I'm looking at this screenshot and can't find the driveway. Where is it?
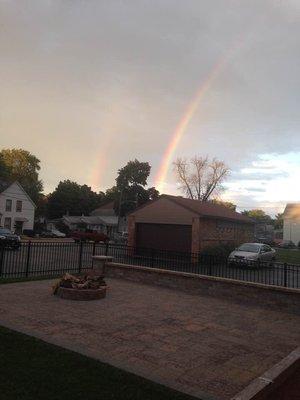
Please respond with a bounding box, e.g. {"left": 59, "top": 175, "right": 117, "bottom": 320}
{"left": 0, "top": 278, "right": 299, "bottom": 399}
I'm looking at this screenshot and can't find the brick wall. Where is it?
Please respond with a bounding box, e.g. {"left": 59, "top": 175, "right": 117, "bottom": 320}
{"left": 195, "top": 217, "right": 254, "bottom": 252}
{"left": 105, "top": 262, "right": 300, "bottom": 314}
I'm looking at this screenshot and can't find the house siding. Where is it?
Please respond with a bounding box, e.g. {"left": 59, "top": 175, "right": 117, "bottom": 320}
{"left": 0, "top": 182, "right": 35, "bottom": 231}
{"left": 283, "top": 218, "right": 300, "bottom": 245}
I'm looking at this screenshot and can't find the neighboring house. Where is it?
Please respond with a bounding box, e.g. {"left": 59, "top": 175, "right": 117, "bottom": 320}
{"left": 90, "top": 201, "right": 127, "bottom": 233}
{"left": 62, "top": 215, "right": 118, "bottom": 237}
{"left": 90, "top": 201, "right": 115, "bottom": 217}
{"left": 47, "top": 201, "right": 128, "bottom": 237}
{"left": 128, "top": 195, "right": 254, "bottom": 253}
{"left": 283, "top": 203, "right": 300, "bottom": 245}
{"left": 0, "top": 181, "right": 35, "bottom": 233}
{"left": 254, "top": 223, "right": 274, "bottom": 243}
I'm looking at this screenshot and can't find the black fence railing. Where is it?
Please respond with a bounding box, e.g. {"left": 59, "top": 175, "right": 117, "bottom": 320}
{"left": 0, "top": 242, "right": 299, "bottom": 289}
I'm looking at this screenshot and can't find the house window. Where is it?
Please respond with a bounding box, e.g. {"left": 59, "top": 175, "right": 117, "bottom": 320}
{"left": 5, "top": 199, "right": 12, "bottom": 212}
{"left": 16, "top": 200, "right": 22, "bottom": 212}
{"left": 4, "top": 217, "right": 11, "bottom": 230}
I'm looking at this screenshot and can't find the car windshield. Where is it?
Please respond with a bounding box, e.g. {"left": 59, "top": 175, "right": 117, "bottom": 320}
{"left": 0, "top": 228, "right": 12, "bottom": 235}
{"left": 237, "top": 244, "right": 260, "bottom": 253}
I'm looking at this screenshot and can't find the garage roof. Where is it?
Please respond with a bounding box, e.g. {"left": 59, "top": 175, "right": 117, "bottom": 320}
{"left": 131, "top": 195, "right": 254, "bottom": 224}
{"left": 164, "top": 195, "right": 254, "bottom": 223}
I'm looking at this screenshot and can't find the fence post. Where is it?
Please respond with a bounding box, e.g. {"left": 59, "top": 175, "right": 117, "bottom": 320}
{"left": 105, "top": 241, "right": 109, "bottom": 256}
{"left": 0, "top": 244, "right": 4, "bottom": 277}
{"left": 150, "top": 248, "right": 154, "bottom": 268}
{"left": 78, "top": 241, "right": 83, "bottom": 274}
{"left": 91, "top": 241, "right": 96, "bottom": 269}
{"left": 25, "top": 241, "right": 31, "bottom": 277}
{"left": 284, "top": 263, "right": 288, "bottom": 287}
{"left": 208, "top": 255, "right": 212, "bottom": 276}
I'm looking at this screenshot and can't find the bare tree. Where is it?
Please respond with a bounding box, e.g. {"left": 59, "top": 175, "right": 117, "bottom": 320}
{"left": 173, "top": 156, "right": 230, "bottom": 201}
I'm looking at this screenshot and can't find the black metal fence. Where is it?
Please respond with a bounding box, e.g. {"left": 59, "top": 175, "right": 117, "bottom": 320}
{"left": 0, "top": 241, "right": 299, "bottom": 289}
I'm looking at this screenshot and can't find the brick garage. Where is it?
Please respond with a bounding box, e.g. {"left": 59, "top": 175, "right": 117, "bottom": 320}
{"left": 128, "top": 195, "right": 254, "bottom": 253}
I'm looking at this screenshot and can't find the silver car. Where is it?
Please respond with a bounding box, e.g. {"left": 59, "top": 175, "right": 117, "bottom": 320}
{"left": 228, "top": 243, "right": 276, "bottom": 266}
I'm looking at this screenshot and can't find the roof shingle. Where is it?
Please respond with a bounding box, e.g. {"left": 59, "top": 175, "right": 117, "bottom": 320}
{"left": 162, "top": 195, "right": 254, "bottom": 223}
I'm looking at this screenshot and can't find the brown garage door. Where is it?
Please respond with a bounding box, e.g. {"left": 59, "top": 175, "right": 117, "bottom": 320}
{"left": 136, "top": 223, "right": 192, "bottom": 253}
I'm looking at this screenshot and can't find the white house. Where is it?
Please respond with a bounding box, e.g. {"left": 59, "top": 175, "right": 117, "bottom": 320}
{"left": 0, "top": 181, "right": 36, "bottom": 233}
{"left": 283, "top": 203, "right": 300, "bottom": 246}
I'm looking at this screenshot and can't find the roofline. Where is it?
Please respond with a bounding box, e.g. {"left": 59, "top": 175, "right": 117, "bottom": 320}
{"left": 127, "top": 196, "right": 163, "bottom": 216}
{"left": 283, "top": 203, "right": 300, "bottom": 216}
{"left": 0, "top": 180, "right": 37, "bottom": 208}
{"left": 162, "top": 195, "right": 198, "bottom": 216}
{"left": 129, "top": 194, "right": 254, "bottom": 224}
{"left": 165, "top": 195, "right": 254, "bottom": 224}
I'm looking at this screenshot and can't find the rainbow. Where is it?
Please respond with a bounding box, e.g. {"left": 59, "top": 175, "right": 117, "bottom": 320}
{"left": 154, "top": 40, "right": 244, "bottom": 193}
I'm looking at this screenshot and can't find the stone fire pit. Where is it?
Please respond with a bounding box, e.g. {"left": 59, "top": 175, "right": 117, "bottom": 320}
{"left": 52, "top": 271, "right": 107, "bottom": 301}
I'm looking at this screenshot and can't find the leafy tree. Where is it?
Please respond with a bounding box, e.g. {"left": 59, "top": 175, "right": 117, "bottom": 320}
{"left": 212, "top": 199, "right": 236, "bottom": 210}
{"left": 274, "top": 213, "right": 284, "bottom": 230}
{"left": 47, "top": 180, "right": 103, "bottom": 219}
{"left": 241, "top": 209, "right": 272, "bottom": 223}
{"left": 104, "top": 186, "right": 119, "bottom": 202}
{"left": 116, "top": 159, "right": 151, "bottom": 189}
{"left": 0, "top": 154, "right": 10, "bottom": 180}
{"left": 0, "top": 148, "right": 43, "bottom": 204}
{"left": 35, "top": 194, "right": 48, "bottom": 218}
{"left": 105, "top": 159, "right": 159, "bottom": 216}
{"left": 173, "top": 156, "right": 229, "bottom": 201}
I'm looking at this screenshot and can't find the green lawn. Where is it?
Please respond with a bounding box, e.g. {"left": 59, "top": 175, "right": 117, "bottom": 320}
{"left": 276, "top": 248, "right": 300, "bottom": 264}
{"left": 0, "top": 326, "right": 196, "bottom": 400}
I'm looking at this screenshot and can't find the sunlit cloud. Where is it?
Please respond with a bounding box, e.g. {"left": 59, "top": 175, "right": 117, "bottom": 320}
{"left": 222, "top": 152, "right": 300, "bottom": 215}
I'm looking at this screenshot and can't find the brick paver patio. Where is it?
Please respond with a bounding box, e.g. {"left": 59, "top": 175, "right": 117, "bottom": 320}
{"left": 0, "top": 278, "right": 299, "bottom": 400}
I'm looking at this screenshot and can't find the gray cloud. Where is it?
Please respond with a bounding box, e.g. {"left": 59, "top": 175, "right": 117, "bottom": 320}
{"left": 243, "top": 187, "right": 266, "bottom": 193}
{"left": 0, "top": 0, "right": 299, "bottom": 196}
{"left": 230, "top": 171, "right": 290, "bottom": 181}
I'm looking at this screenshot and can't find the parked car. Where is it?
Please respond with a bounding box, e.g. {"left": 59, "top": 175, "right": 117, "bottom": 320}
{"left": 255, "top": 237, "right": 275, "bottom": 246}
{"left": 228, "top": 243, "right": 276, "bottom": 266}
{"left": 277, "top": 240, "right": 296, "bottom": 249}
{"left": 40, "top": 230, "right": 56, "bottom": 238}
{"left": 50, "top": 229, "right": 66, "bottom": 238}
{"left": 71, "top": 231, "right": 109, "bottom": 243}
{"left": 22, "top": 229, "right": 35, "bottom": 238}
{"left": 0, "top": 228, "right": 21, "bottom": 249}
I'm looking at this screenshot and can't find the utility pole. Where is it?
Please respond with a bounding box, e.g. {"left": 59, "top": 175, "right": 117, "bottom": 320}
{"left": 117, "top": 189, "right": 123, "bottom": 233}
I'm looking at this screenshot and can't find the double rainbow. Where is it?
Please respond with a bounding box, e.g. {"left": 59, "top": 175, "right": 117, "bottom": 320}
{"left": 154, "top": 37, "right": 245, "bottom": 193}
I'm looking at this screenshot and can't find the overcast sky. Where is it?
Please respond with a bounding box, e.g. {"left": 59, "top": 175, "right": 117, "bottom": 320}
{"left": 1, "top": 0, "right": 299, "bottom": 215}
